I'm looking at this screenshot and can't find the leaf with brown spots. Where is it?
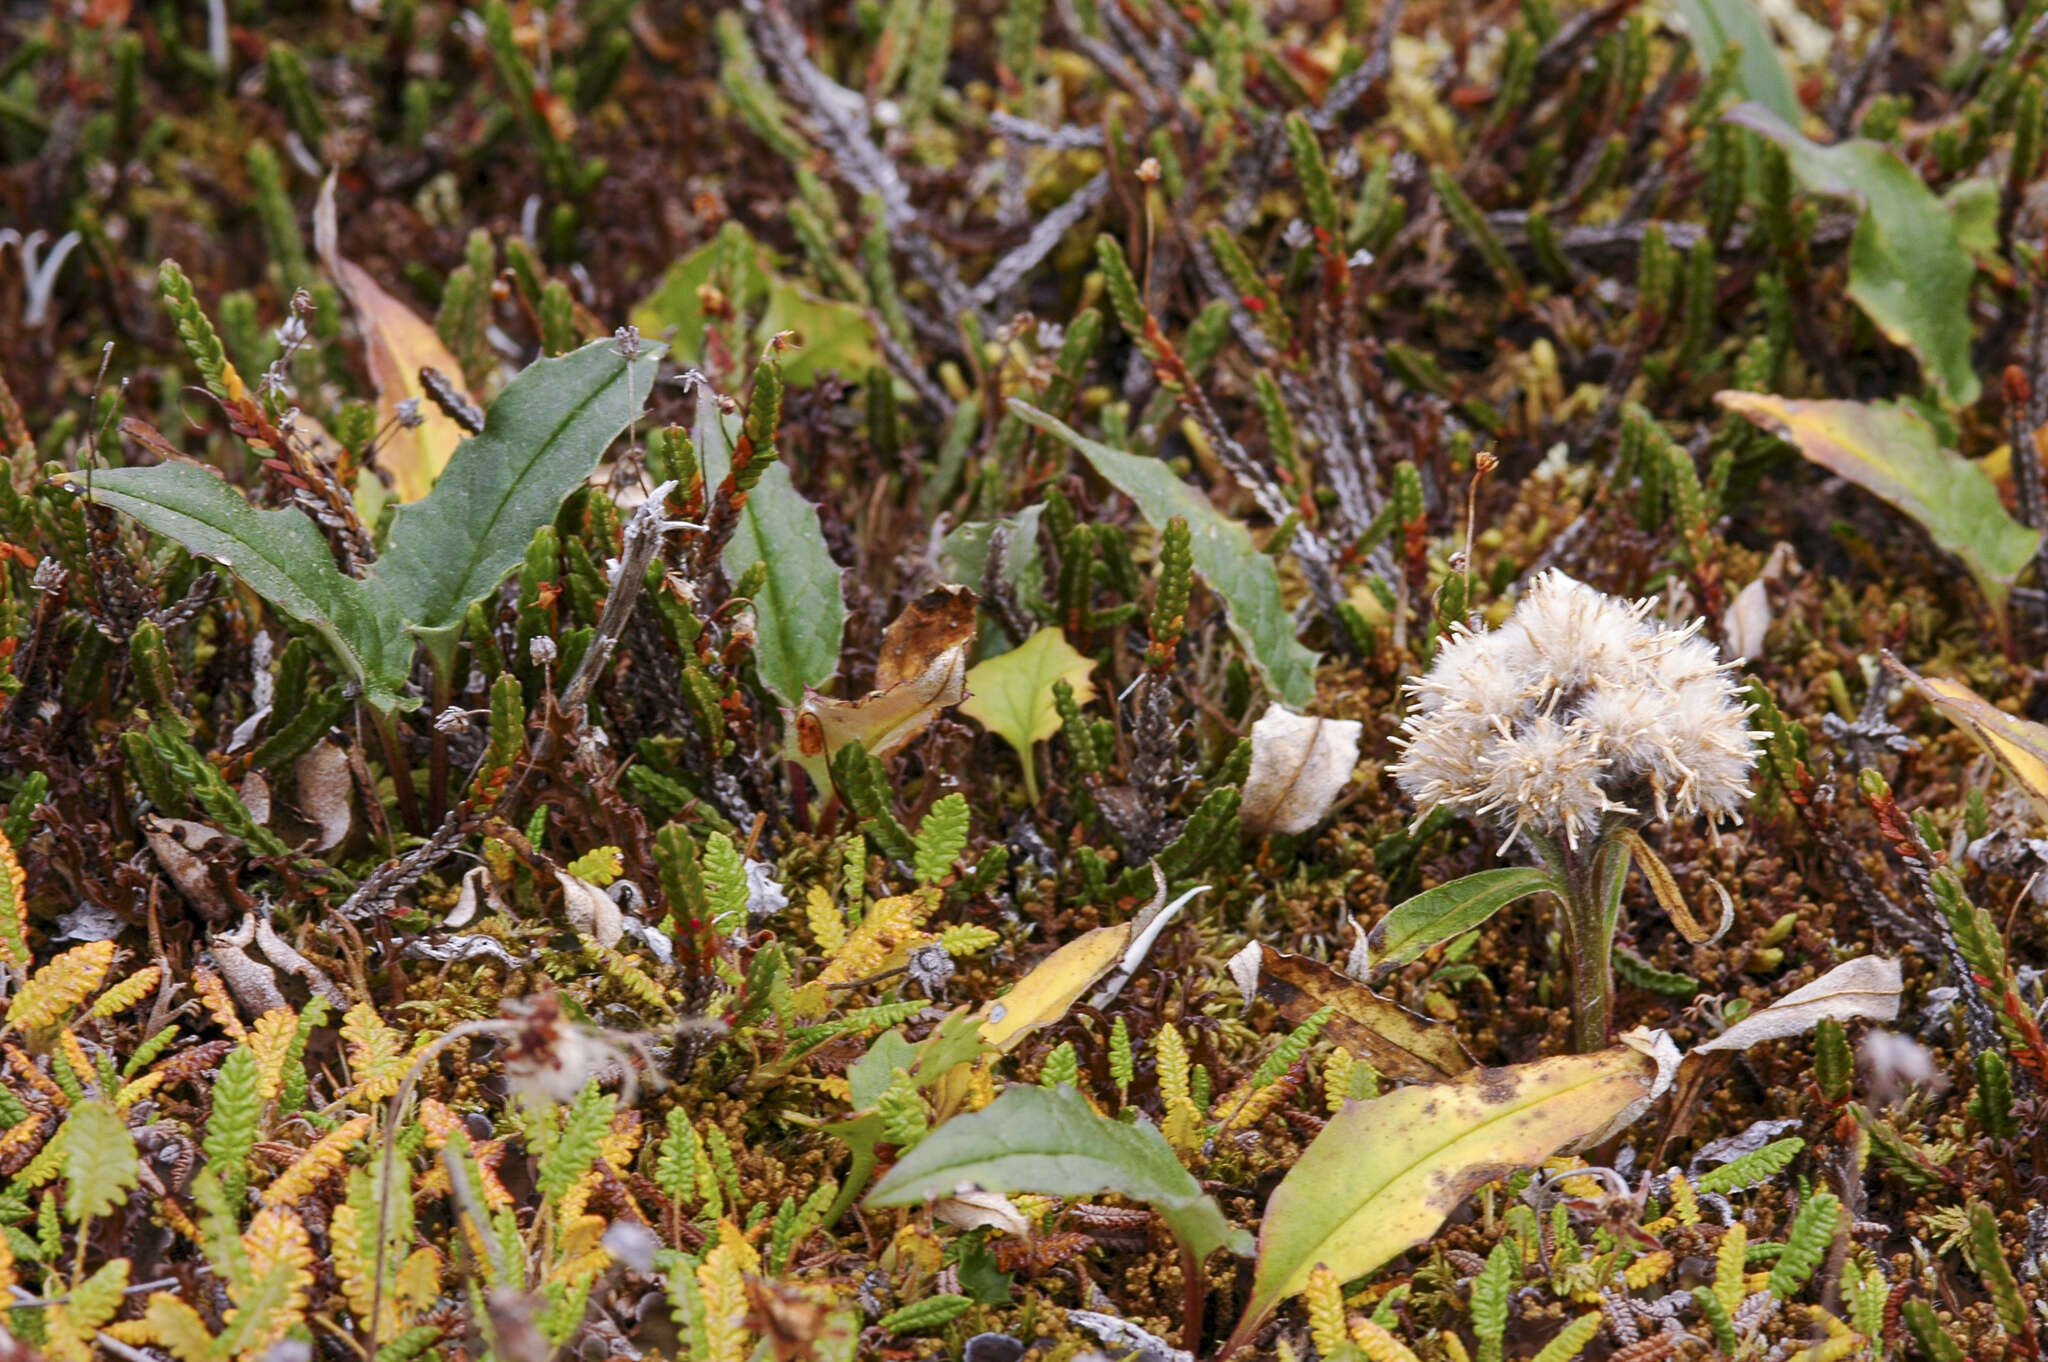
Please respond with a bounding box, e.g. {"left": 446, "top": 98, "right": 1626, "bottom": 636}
{"left": 1224, "top": 1045, "right": 1662, "bottom": 1357}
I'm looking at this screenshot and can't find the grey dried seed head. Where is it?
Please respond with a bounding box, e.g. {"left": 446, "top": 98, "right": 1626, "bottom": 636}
{"left": 1389, "top": 570, "right": 1760, "bottom": 851}
{"left": 906, "top": 942, "right": 955, "bottom": 995}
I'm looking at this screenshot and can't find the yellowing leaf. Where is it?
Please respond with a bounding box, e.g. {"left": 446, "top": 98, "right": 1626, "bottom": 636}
{"left": 1716, "top": 392, "right": 2038, "bottom": 625}
{"left": 1224, "top": 1045, "right": 1662, "bottom": 1355}
{"left": 315, "top": 175, "right": 467, "bottom": 501}
{"left": 340, "top": 1001, "right": 410, "bottom": 1102}
{"left": 263, "top": 1113, "right": 374, "bottom": 1207}
{"left": 977, "top": 922, "right": 1133, "bottom": 1052}
{"left": 1888, "top": 655, "right": 2048, "bottom": 823}
{"left": 145, "top": 1293, "right": 218, "bottom": 1362}
{"left": 959, "top": 627, "right": 1095, "bottom": 804}
{"left": 248, "top": 1007, "right": 299, "bottom": 1103}
{"left": 0, "top": 827, "right": 27, "bottom": 970}
{"left": 8, "top": 940, "right": 116, "bottom": 1032}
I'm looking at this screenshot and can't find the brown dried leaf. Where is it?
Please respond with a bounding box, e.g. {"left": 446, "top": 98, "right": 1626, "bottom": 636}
{"left": 1256, "top": 946, "right": 1472, "bottom": 1083}
{"left": 797, "top": 584, "right": 977, "bottom": 762}
{"left": 292, "top": 742, "right": 352, "bottom": 852}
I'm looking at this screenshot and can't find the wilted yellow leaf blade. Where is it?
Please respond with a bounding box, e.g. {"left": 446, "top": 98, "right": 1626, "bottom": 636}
{"left": 328, "top": 256, "right": 466, "bottom": 502}
{"left": 1887, "top": 655, "right": 2048, "bottom": 824}
{"left": 978, "top": 922, "right": 1133, "bottom": 1052}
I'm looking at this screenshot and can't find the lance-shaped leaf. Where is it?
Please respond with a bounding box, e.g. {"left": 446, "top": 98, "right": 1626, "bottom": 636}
{"left": 978, "top": 923, "right": 1134, "bottom": 1052}
{"left": 87, "top": 338, "right": 660, "bottom": 707}
{"left": 1718, "top": 392, "right": 2038, "bottom": 624}
{"left": 1726, "top": 103, "right": 1980, "bottom": 405}
{"left": 1224, "top": 1045, "right": 1662, "bottom": 1355}
{"left": 1673, "top": 0, "right": 1800, "bottom": 125}
{"left": 1366, "top": 867, "right": 1559, "bottom": 972}
{"left": 697, "top": 396, "right": 847, "bottom": 705}
{"left": 1693, "top": 956, "right": 1901, "bottom": 1053}
{"left": 867, "top": 1084, "right": 1252, "bottom": 1262}
{"left": 1254, "top": 946, "right": 1472, "bottom": 1083}
{"left": 70, "top": 464, "right": 412, "bottom": 710}
{"left": 1011, "top": 402, "right": 1319, "bottom": 706}
{"left": 378, "top": 336, "right": 666, "bottom": 661}
{"left": 1886, "top": 655, "right": 2048, "bottom": 822}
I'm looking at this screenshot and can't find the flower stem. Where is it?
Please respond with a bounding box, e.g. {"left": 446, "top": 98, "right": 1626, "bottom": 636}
{"left": 1532, "top": 830, "right": 1632, "bottom": 1052}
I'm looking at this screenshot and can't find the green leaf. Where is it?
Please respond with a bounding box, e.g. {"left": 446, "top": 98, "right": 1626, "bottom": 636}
{"left": 701, "top": 831, "right": 751, "bottom": 936}
{"left": 697, "top": 399, "right": 846, "bottom": 705}
{"left": 1728, "top": 103, "right": 1981, "bottom": 405}
{"left": 867, "top": 1085, "right": 1251, "bottom": 1262}
{"left": 1010, "top": 402, "right": 1318, "bottom": 705}
{"left": 1673, "top": 0, "right": 1799, "bottom": 125}
{"left": 959, "top": 627, "right": 1096, "bottom": 804}
{"left": 82, "top": 337, "right": 662, "bottom": 709}
{"left": 877, "top": 1294, "right": 974, "bottom": 1335}
{"left": 938, "top": 506, "right": 1046, "bottom": 654}
{"left": 1224, "top": 1047, "right": 1660, "bottom": 1354}
{"left": 202, "top": 1045, "right": 263, "bottom": 1212}
{"left": 913, "top": 793, "right": 970, "bottom": 885}
{"left": 379, "top": 336, "right": 666, "bottom": 657}
{"left": 62, "top": 1100, "right": 139, "bottom": 1225}
{"left": 1717, "top": 392, "right": 2039, "bottom": 622}
{"left": 73, "top": 464, "right": 413, "bottom": 710}
{"left": 1366, "top": 867, "right": 1559, "bottom": 970}
{"left": 632, "top": 223, "right": 879, "bottom": 387}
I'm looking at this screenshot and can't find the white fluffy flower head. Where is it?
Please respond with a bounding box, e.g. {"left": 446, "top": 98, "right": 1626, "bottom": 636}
{"left": 1390, "top": 571, "right": 1759, "bottom": 850}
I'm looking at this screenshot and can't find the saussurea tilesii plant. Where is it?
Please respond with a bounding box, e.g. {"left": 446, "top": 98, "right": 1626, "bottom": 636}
{"left": 1387, "top": 570, "right": 1762, "bottom": 1051}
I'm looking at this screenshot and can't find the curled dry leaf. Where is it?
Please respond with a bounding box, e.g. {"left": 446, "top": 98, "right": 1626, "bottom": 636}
{"left": 1886, "top": 653, "right": 2048, "bottom": 823}
{"left": 1254, "top": 945, "right": 1471, "bottom": 1083}
{"left": 797, "top": 584, "right": 977, "bottom": 763}
{"left": 293, "top": 741, "right": 353, "bottom": 852}
{"left": 1721, "top": 541, "right": 1798, "bottom": 661}
{"left": 1238, "top": 705, "right": 1364, "bottom": 836}
{"left": 237, "top": 771, "right": 271, "bottom": 825}
{"left": 1693, "top": 955, "right": 1902, "bottom": 1053}
{"left": 210, "top": 914, "right": 288, "bottom": 1015}
{"left": 932, "top": 1189, "right": 1031, "bottom": 1239}
{"left": 556, "top": 870, "right": 624, "bottom": 949}
{"left": 314, "top": 173, "right": 469, "bottom": 501}
{"left": 144, "top": 815, "right": 235, "bottom": 921}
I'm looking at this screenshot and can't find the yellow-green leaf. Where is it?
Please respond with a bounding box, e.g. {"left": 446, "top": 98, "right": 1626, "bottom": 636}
{"left": 959, "top": 627, "right": 1095, "bottom": 804}
{"left": 1887, "top": 656, "right": 2048, "bottom": 823}
{"left": 1224, "top": 1046, "right": 1661, "bottom": 1355}
{"left": 62, "top": 1099, "right": 139, "bottom": 1225}
{"left": 1718, "top": 392, "right": 2039, "bottom": 625}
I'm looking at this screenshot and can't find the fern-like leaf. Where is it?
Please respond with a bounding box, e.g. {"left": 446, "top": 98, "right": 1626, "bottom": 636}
{"left": 912, "top": 793, "right": 970, "bottom": 885}
{"left": 203, "top": 1044, "right": 265, "bottom": 1211}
